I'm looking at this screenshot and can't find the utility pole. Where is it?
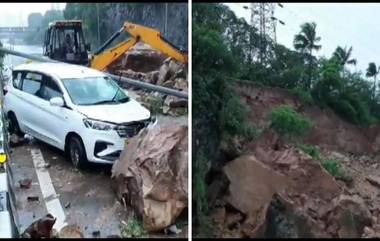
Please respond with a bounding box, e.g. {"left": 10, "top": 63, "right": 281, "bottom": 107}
{"left": 250, "top": 3, "right": 278, "bottom": 65}
{"left": 164, "top": 3, "right": 168, "bottom": 37}
{"left": 97, "top": 3, "right": 100, "bottom": 48}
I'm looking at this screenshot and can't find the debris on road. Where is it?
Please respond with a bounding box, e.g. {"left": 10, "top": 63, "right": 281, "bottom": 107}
{"left": 19, "top": 178, "right": 32, "bottom": 189}
{"left": 64, "top": 202, "right": 71, "bottom": 209}
{"left": 27, "top": 196, "right": 39, "bottom": 202}
{"left": 58, "top": 224, "right": 84, "bottom": 238}
{"left": 112, "top": 122, "right": 188, "bottom": 232}
{"left": 21, "top": 213, "right": 56, "bottom": 238}
{"left": 92, "top": 230, "right": 100, "bottom": 238}
{"left": 164, "top": 224, "right": 181, "bottom": 235}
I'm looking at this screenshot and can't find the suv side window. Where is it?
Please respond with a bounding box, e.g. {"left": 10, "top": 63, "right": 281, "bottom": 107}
{"left": 22, "top": 72, "right": 43, "bottom": 96}
{"left": 12, "top": 71, "right": 23, "bottom": 90}
{"left": 40, "top": 76, "right": 63, "bottom": 101}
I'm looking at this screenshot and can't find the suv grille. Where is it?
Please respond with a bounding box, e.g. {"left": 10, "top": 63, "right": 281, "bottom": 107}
{"left": 114, "top": 120, "right": 150, "bottom": 138}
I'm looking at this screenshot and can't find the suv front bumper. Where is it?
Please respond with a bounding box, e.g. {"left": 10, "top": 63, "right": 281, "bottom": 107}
{"left": 82, "top": 117, "right": 158, "bottom": 164}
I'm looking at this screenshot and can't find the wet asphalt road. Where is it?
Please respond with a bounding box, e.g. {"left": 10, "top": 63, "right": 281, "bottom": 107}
{"left": 7, "top": 114, "right": 188, "bottom": 238}
{"left": 9, "top": 137, "right": 127, "bottom": 238}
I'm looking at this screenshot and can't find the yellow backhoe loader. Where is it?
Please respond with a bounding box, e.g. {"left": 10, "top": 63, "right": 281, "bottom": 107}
{"left": 43, "top": 20, "right": 188, "bottom": 71}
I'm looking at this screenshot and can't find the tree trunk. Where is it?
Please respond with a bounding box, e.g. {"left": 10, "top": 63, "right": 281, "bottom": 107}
{"left": 307, "top": 50, "right": 313, "bottom": 90}
{"left": 374, "top": 75, "right": 377, "bottom": 100}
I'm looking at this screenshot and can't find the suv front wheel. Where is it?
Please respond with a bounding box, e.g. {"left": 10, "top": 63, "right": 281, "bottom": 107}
{"left": 8, "top": 113, "right": 24, "bottom": 137}
{"left": 68, "top": 136, "right": 88, "bottom": 169}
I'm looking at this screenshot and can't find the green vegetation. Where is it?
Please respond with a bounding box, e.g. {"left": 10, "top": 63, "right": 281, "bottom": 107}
{"left": 290, "top": 87, "right": 313, "bottom": 105}
{"left": 119, "top": 217, "right": 147, "bottom": 238}
{"left": 298, "top": 144, "right": 352, "bottom": 181}
{"left": 298, "top": 144, "right": 322, "bottom": 160}
{"left": 270, "top": 105, "right": 312, "bottom": 139}
{"left": 320, "top": 158, "right": 345, "bottom": 179}
{"left": 193, "top": 4, "right": 256, "bottom": 236}
{"left": 63, "top": 3, "right": 112, "bottom": 49}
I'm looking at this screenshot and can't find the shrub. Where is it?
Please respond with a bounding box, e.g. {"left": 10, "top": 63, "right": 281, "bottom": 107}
{"left": 290, "top": 87, "right": 314, "bottom": 105}
{"left": 320, "top": 158, "right": 343, "bottom": 177}
{"left": 298, "top": 144, "right": 352, "bottom": 182}
{"left": 270, "top": 105, "right": 312, "bottom": 139}
{"left": 298, "top": 144, "right": 321, "bottom": 160}
{"left": 119, "top": 217, "right": 147, "bottom": 238}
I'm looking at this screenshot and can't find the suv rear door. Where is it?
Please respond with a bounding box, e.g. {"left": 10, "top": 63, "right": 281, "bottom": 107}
{"left": 17, "top": 71, "right": 46, "bottom": 139}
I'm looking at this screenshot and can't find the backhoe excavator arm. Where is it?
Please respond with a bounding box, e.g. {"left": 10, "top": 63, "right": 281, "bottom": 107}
{"left": 89, "top": 22, "right": 188, "bottom": 71}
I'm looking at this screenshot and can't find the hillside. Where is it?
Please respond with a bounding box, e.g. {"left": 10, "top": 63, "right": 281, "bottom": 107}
{"left": 192, "top": 4, "right": 380, "bottom": 237}
{"left": 205, "top": 84, "right": 380, "bottom": 238}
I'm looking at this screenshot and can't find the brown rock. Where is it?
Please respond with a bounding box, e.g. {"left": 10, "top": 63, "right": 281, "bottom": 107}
{"left": 111, "top": 123, "right": 188, "bottom": 232}
{"left": 210, "top": 207, "right": 226, "bottom": 225}
{"left": 157, "top": 61, "right": 171, "bottom": 85}
{"left": 327, "top": 194, "right": 372, "bottom": 238}
{"left": 58, "top": 224, "right": 84, "bottom": 238}
{"left": 225, "top": 211, "right": 243, "bottom": 227}
{"left": 145, "top": 71, "right": 159, "bottom": 84}
{"left": 120, "top": 44, "right": 167, "bottom": 73}
{"left": 163, "top": 96, "right": 188, "bottom": 116}
{"left": 173, "top": 78, "right": 188, "bottom": 91}
{"left": 19, "top": 178, "right": 32, "bottom": 189}
{"left": 21, "top": 214, "right": 56, "bottom": 238}
{"left": 223, "top": 155, "right": 289, "bottom": 217}
{"left": 162, "top": 80, "right": 175, "bottom": 89}
{"left": 366, "top": 175, "right": 380, "bottom": 188}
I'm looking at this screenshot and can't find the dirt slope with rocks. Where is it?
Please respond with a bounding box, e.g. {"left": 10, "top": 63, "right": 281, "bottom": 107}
{"left": 207, "top": 82, "right": 380, "bottom": 238}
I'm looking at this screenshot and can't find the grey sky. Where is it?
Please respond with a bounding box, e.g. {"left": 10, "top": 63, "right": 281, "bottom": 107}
{"left": 0, "top": 3, "right": 66, "bottom": 27}
{"left": 225, "top": 3, "right": 380, "bottom": 76}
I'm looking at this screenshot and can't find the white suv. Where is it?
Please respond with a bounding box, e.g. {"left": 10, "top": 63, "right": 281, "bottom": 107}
{"left": 4, "top": 62, "right": 155, "bottom": 168}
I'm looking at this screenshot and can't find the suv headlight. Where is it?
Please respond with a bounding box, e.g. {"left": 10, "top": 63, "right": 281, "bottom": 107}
{"left": 83, "top": 118, "right": 116, "bottom": 131}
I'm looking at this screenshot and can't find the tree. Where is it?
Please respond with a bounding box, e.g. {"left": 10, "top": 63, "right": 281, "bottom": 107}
{"left": 366, "top": 62, "right": 380, "bottom": 99}
{"left": 27, "top": 13, "right": 43, "bottom": 28}
{"left": 294, "top": 22, "right": 321, "bottom": 90}
{"left": 333, "top": 46, "right": 357, "bottom": 67}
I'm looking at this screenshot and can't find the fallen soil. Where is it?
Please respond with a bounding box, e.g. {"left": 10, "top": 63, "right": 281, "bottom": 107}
{"left": 206, "top": 82, "right": 380, "bottom": 238}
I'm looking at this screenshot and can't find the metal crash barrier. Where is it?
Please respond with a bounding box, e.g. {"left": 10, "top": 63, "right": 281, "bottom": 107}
{"left": 0, "top": 46, "right": 188, "bottom": 99}
{"left": 0, "top": 68, "right": 18, "bottom": 238}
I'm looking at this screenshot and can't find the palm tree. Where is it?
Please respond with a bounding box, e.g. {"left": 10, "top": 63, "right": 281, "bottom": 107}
{"left": 333, "top": 46, "right": 357, "bottom": 67}
{"left": 294, "top": 22, "right": 322, "bottom": 90}
{"left": 366, "top": 62, "right": 380, "bottom": 99}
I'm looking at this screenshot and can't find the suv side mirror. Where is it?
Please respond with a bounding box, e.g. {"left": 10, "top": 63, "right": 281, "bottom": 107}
{"left": 85, "top": 43, "right": 91, "bottom": 51}
{"left": 50, "top": 97, "right": 64, "bottom": 107}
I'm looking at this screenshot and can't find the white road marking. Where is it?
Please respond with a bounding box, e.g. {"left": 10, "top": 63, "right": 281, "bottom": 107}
{"left": 31, "top": 148, "right": 67, "bottom": 231}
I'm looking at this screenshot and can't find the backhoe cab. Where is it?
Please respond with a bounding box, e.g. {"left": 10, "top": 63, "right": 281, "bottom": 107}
{"left": 43, "top": 20, "right": 91, "bottom": 65}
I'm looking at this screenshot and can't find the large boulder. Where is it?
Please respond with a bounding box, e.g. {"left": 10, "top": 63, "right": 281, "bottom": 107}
{"left": 221, "top": 155, "right": 290, "bottom": 238}
{"left": 111, "top": 123, "right": 188, "bottom": 232}
{"left": 21, "top": 214, "right": 56, "bottom": 238}
{"left": 119, "top": 43, "right": 167, "bottom": 73}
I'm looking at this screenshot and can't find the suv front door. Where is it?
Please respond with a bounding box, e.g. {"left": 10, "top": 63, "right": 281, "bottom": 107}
{"left": 36, "top": 75, "right": 67, "bottom": 149}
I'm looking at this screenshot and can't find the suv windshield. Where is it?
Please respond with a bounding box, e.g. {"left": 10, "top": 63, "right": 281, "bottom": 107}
{"left": 61, "top": 76, "right": 129, "bottom": 105}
